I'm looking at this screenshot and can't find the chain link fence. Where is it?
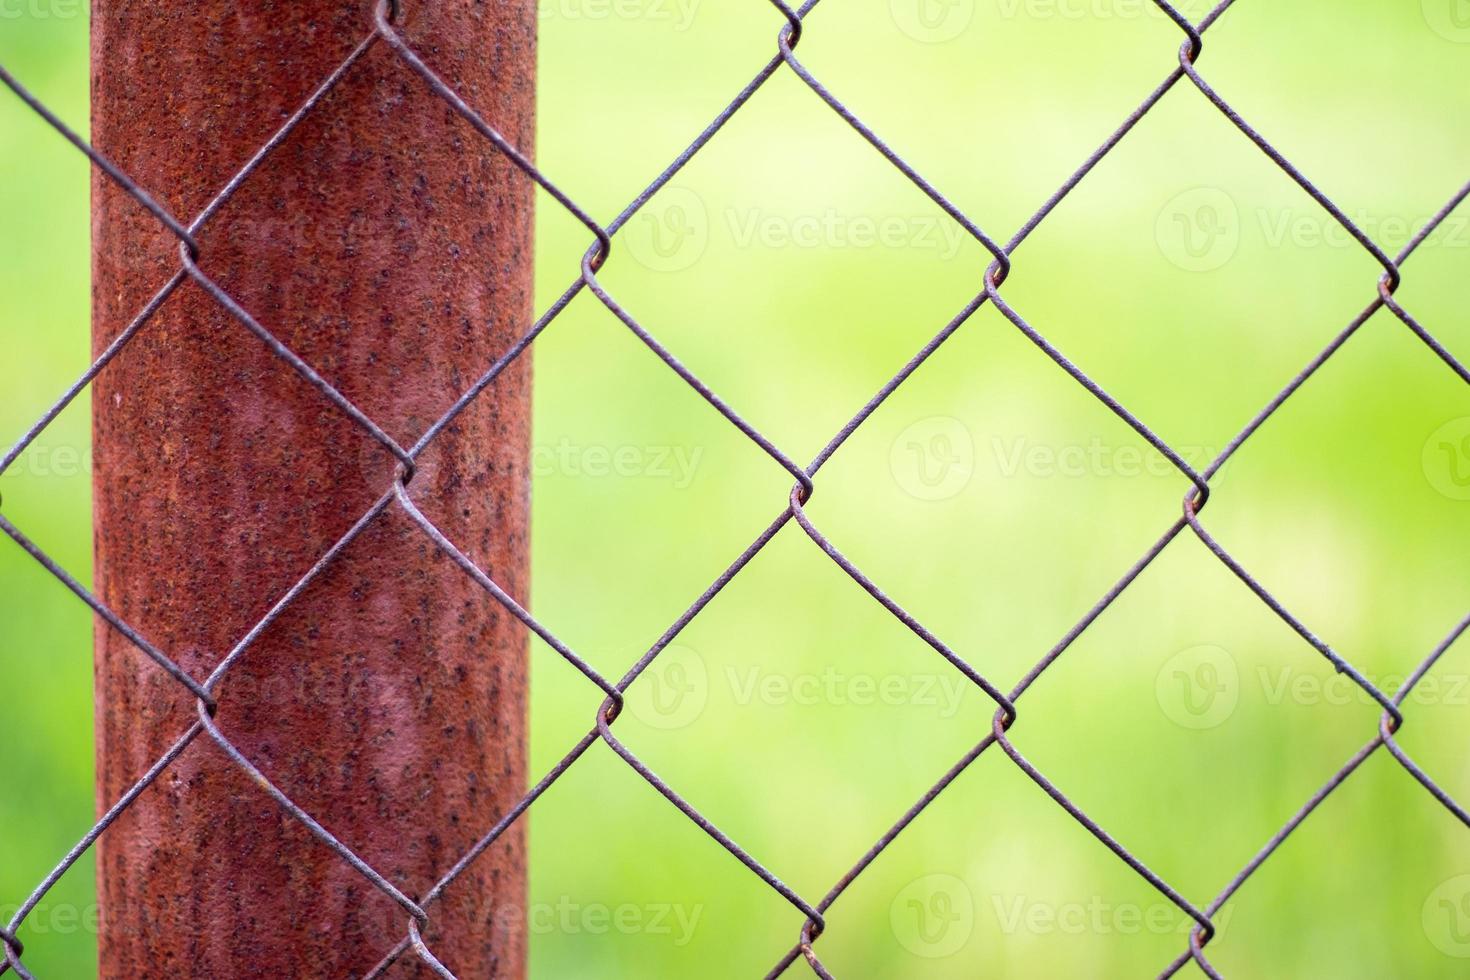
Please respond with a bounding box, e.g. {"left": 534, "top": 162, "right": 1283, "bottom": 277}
{"left": 2, "top": 0, "right": 1468, "bottom": 976}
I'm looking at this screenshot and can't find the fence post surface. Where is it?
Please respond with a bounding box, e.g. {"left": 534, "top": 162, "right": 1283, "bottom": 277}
{"left": 90, "top": 2, "right": 533, "bottom": 975}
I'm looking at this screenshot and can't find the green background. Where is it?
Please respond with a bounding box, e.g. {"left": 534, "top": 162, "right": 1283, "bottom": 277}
{"left": 3, "top": 0, "right": 1470, "bottom": 975}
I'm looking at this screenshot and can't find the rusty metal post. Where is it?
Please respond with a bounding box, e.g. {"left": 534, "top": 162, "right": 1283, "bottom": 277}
{"left": 91, "top": 2, "right": 533, "bottom": 975}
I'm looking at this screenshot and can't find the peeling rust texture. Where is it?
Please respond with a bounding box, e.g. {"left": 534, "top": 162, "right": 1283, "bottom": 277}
{"left": 91, "top": 2, "right": 533, "bottom": 976}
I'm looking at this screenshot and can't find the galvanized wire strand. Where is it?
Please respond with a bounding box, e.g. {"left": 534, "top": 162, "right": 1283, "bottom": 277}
{"left": 0, "top": 63, "right": 197, "bottom": 253}
{"left": 177, "top": 244, "right": 416, "bottom": 469}
{"left": 391, "top": 480, "right": 624, "bottom": 700}
{"left": 0, "top": 513, "right": 213, "bottom": 704}
{"left": 193, "top": 698, "right": 430, "bottom": 924}
{"left": 0, "top": 0, "right": 1466, "bottom": 975}
{"left": 1156, "top": 611, "right": 1470, "bottom": 977}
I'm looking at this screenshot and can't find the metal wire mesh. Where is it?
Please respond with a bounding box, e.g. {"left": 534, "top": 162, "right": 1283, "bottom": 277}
{"left": 2, "top": 0, "right": 1468, "bottom": 976}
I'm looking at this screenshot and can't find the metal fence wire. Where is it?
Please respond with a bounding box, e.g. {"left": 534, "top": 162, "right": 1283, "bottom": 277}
{"left": 2, "top": 0, "right": 1469, "bottom": 976}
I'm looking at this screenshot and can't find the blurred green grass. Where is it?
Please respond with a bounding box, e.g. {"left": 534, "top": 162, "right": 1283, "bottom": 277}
{"left": 3, "top": 1, "right": 1469, "bottom": 976}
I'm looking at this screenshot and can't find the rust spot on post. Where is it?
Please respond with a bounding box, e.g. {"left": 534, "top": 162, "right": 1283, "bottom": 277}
{"left": 91, "top": 2, "right": 533, "bottom": 975}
